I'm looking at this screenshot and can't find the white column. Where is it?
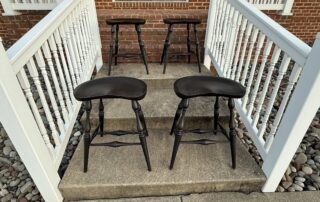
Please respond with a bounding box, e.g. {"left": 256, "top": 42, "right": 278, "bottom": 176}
{"left": 204, "top": 0, "right": 217, "bottom": 69}
{"left": 279, "top": 0, "right": 294, "bottom": 16}
{"left": 262, "top": 33, "right": 320, "bottom": 192}
{"left": 0, "top": 38, "right": 63, "bottom": 201}
{"left": 0, "top": 0, "right": 21, "bottom": 16}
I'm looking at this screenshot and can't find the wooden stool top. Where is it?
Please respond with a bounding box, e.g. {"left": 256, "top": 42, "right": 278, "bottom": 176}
{"left": 174, "top": 76, "right": 245, "bottom": 99}
{"left": 106, "top": 18, "right": 146, "bottom": 25}
{"left": 163, "top": 18, "right": 201, "bottom": 25}
{"left": 74, "top": 77, "right": 147, "bottom": 101}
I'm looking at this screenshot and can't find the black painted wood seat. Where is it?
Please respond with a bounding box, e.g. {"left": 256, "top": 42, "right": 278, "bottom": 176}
{"left": 106, "top": 18, "right": 149, "bottom": 75}
{"left": 169, "top": 75, "right": 246, "bottom": 170}
{"left": 161, "top": 18, "right": 202, "bottom": 74}
{"left": 74, "top": 77, "right": 151, "bottom": 172}
{"left": 106, "top": 18, "right": 146, "bottom": 25}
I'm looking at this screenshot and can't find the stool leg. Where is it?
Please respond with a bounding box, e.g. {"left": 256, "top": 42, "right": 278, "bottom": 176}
{"left": 108, "top": 25, "right": 116, "bottom": 76}
{"left": 76, "top": 103, "right": 85, "bottom": 123}
{"left": 161, "top": 24, "right": 172, "bottom": 64}
{"left": 132, "top": 100, "right": 151, "bottom": 171}
{"left": 214, "top": 96, "right": 219, "bottom": 134}
{"left": 170, "top": 99, "right": 184, "bottom": 135}
{"left": 84, "top": 101, "right": 92, "bottom": 172}
{"left": 228, "top": 98, "right": 236, "bottom": 169}
{"left": 193, "top": 24, "right": 201, "bottom": 73}
{"left": 99, "top": 99, "right": 104, "bottom": 137}
{"left": 187, "top": 23, "right": 191, "bottom": 63}
{"left": 163, "top": 24, "right": 174, "bottom": 74}
{"left": 114, "top": 24, "right": 119, "bottom": 66}
{"left": 136, "top": 102, "right": 149, "bottom": 137}
{"left": 170, "top": 99, "right": 189, "bottom": 169}
{"left": 135, "top": 24, "right": 149, "bottom": 74}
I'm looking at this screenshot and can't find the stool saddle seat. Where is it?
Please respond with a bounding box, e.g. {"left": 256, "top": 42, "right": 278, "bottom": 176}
{"left": 74, "top": 77, "right": 147, "bottom": 101}
{"left": 163, "top": 18, "right": 201, "bottom": 25}
{"left": 174, "top": 76, "right": 246, "bottom": 99}
{"left": 106, "top": 18, "right": 146, "bottom": 25}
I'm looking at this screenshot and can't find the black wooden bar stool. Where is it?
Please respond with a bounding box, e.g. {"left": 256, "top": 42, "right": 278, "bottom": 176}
{"left": 169, "top": 76, "right": 246, "bottom": 169}
{"left": 161, "top": 18, "right": 202, "bottom": 74}
{"left": 106, "top": 18, "right": 149, "bottom": 75}
{"left": 74, "top": 77, "right": 151, "bottom": 172}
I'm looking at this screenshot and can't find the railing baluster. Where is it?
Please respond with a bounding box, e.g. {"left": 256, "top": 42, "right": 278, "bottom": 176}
{"left": 221, "top": 6, "right": 236, "bottom": 74}
{"left": 235, "top": 22, "right": 253, "bottom": 82}
{"left": 247, "top": 40, "right": 273, "bottom": 116}
{"left": 62, "top": 21, "right": 81, "bottom": 84}
{"left": 241, "top": 27, "right": 259, "bottom": 85}
{"left": 72, "top": 10, "right": 86, "bottom": 77}
{"left": 213, "top": 0, "right": 228, "bottom": 59}
{"left": 82, "top": 0, "right": 96, "bottom": 64}
{"left": 252, "top": 46, "right": 282, "bottom": 126}
{"left": 218, "top": 3, "right": 231, "bottom": 67}
{"left": 242, "top": 32, "right": 266, "bottom": 107}
{"left": 230, "top": 18, "right": 248, "bottom": 80}
{"left": 66, "top": 17, "right": 83, "bottom": 82}
{"left": 54, "top": 30, "right": 76, "bottom": 106}
{"left": 41, "top": 42, "right": 68, "bottom": 130}
{"left": 26, "top": 57, "right": 62, "bottom": 146}
{"left": 79, "top": 2, "right": 93, "bottom": 66}
{"left": 257, "top": 54, "right": 291, "bottom": 138}
{"left": 48, "top": 35, "right": 72, "bottom": 119}
{"left": 17, "top": 68, "right": 55, "bottom": 157}
{"left": 210, "top": 0, "right": 223, "bottom": 56}
{"left": 265, "top": 63, "right": 302, "bottom": 151}
{"left": 74, "top": 6, "right": 89, "bottom": 75}
{"left": 226, "top": 11, "right": 242, "bottom": 78}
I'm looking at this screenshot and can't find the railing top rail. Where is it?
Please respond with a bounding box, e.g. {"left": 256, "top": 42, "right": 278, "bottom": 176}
{"left": 7, "top": 0, "right": 78, "bottom": 74}
{"left": 230, "top": 0, "right": 311, "bottom": 66}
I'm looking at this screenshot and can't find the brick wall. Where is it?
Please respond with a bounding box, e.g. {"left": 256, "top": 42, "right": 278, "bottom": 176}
{"left": 0, "top": 0, "right": 319, "bottom": 63}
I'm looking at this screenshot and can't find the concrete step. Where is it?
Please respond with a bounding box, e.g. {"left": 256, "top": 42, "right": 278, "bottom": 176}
{"left": 95, "top": 63, "right": 212, "bottom": 89}
{"left": 60, "top": 129, "right": 265, "bottom": 201}
{"left": 73, "top": 191, "right": 320, "bottom": 202}
{"left": 89, "top": 88, "right": 229, "bottom": 130}
{"left": 90, "top": 63, "right": 226, "bottom": 130}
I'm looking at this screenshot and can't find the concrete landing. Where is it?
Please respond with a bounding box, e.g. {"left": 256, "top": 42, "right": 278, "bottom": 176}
{"left": 59, "top": 130, "right": 265, "bottom": 201}
{"left": 95, "top": 63, "right": 212, "bottom": 89}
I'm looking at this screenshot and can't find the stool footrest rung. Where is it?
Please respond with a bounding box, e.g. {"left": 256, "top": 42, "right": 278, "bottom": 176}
{"left": 101, "top": 130, "right": 139, "bottom": 136}
{"left": 91, "top": 141, "right": 141, "bottom": 147}
{"left": 114, "top": 52, "right": 142, "bottom": 58}
{"left": 182, "top": 128, "right": 219, "bottom": 134}
{"left": 181, "top": 139, "right": 229, "bottom": 145}
{"left": 168, "top": 52, "right": 193, "bottom": 56}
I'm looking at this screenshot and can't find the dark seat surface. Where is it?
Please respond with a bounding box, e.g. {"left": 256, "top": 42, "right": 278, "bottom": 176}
{"left": 174, "top": 76, "right": 246, "bottom": 99}
{"left": 74, "top": 77, "right": 147, "bottom": 101}
{"left": 106, "top": 18, "right": 146, "bottom": 25}
{"left": 163, "top": 18, "right": 201, "bottom": 25}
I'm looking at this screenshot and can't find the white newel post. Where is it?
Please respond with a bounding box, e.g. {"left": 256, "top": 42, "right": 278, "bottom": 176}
{"left": 89, "top": 0, "right": 103, "bottom": 71}
{"left": 279, "top": 0, "right": 294, "bottom": 16}
{"left": 204, "top": 0, "right": 216, "bottom": 69}
{"left": 0, "top": 0, "right": 21, "bottom": 16}
{"left": 0, "top": 39, "right": 63, "bottom": 201}
{"left": 262, "top": 33, "right": 320, "bottom": 192}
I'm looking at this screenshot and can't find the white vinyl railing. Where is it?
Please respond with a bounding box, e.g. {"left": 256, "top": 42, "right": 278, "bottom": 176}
{"left": 204, "top": 0, "right": 320, "bottom": 192}
{"left": 0, "top": 0, "right": 102, "bottom": 201}
{"left": 249, "top": 0, "right": 294, "bottom": 15}
{"left": 1, "top": 0, "right": 294, "bottom": 16}
{"left": 0, "top": 0, "right": 62, "bottom": 15}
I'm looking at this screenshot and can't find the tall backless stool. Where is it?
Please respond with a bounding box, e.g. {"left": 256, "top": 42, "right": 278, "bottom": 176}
{"left": 106, "top": 18, "right": 149, "bottom": 75}
{"left": 169, "top": 76, "right": 246, "bottom": 169}
{"left": 74, "top": 77, "right": 151, "bottom": 172}
{"left": 160, "top": 18, "right": 201, "bottom": 74}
